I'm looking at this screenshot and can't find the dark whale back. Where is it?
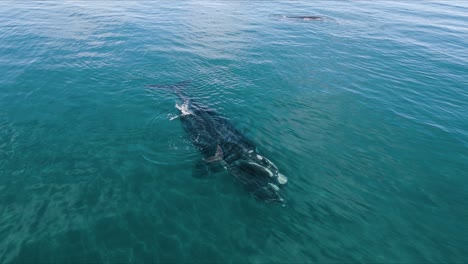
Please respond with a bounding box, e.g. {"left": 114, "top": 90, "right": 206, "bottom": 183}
{"left": 149, "top": 82, "right": 287, "bottom": 203}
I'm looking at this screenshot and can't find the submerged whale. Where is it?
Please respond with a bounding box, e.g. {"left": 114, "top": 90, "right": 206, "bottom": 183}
{"left": 148, "top": 82, "right": 288, "bottom": 203}
{"left": 285, "top": 16, "right": 322, "bottom": 20}
{"left": 272, "top": 14, "right": 323, "bottom": 21}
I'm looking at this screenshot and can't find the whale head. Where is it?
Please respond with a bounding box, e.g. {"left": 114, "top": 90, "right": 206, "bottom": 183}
{"left": 245, "top": 152, "right": 288, "bottom": 186}
{"left": 227, "top": 151, "right": 288, "bottom": 203}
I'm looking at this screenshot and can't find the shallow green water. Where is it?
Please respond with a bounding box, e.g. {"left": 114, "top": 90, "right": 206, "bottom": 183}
{"left": 1, "top": 1, "right": 467, "bottom": 263}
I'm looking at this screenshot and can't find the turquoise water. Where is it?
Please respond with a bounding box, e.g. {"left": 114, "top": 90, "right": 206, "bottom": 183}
{"left": 1, "top": 1, "right": 467, "bottom": 262}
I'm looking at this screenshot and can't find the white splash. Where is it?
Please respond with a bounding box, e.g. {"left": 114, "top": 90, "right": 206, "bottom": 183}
{"left": 175, "top": 101, "right": 193, "bottom": 116}
{"left": 168, "top": 114, "right": 179, "bottom": 121}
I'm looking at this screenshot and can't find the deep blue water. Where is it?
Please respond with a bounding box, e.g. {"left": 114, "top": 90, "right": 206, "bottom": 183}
{"left": 1, "top": 1, "right": 467, "bottom": 263}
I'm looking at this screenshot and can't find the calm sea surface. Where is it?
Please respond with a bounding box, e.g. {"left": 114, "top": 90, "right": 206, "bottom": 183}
{"left": 1, "top": 1, "right": 467, "bottom": 263}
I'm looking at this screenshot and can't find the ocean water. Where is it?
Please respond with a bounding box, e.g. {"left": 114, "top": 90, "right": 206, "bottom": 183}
{"left": 1, "top": 1, "right": 467, "bottom": 263}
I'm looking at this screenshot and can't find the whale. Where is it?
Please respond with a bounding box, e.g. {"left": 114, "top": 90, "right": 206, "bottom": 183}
{"left": 285, "top": 16, "right": 322, "bottom": 20}
{"left": 272, "top": 14, "right": 323, "bottom": 21}
{"left": 148, "top": 82, "right": 288, "bottom": 203}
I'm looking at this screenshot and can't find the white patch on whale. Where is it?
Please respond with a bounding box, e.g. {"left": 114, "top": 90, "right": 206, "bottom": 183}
{"left": 277, "top": 173, "right": 288, "bottom": 185}
{"left": 248, "top": 162, "right": 274, "bottom": 177}
{"left": 269, "top": 183, "right": 280, "bottom": 191}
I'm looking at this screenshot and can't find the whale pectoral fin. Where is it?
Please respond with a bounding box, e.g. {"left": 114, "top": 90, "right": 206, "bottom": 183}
{"left": 192, "top": 160, "right": 222, "bottom": 179}
{"left": 204, "top": 145, "right": 224, "bottom": 163}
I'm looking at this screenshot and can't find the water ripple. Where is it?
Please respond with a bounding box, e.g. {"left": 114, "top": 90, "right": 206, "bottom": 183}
{"left": 1, "top": 0, "right": 467, "bottom": 263}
